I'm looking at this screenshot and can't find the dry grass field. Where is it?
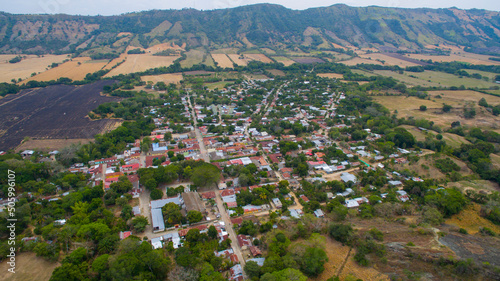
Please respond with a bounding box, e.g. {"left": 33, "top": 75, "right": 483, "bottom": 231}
{"left": 340, "top": 57, "right": 384, "bottom": 66}
{"left": 180, "top": 49, "right": 205, "bottom": 68}
{"left": 317, "top": 73, "right": 344, "bottom": 79}
{"left": 393, "top": 152, "right": 473, "bottom": 180}
{"left": 227, "top": 54, "right": 248, "bottom": 66}
{"left": 211, "top": 53, "right": 234, "bottom": 68}
{"left": 272, "top": 56, "right": 296, "bottom": 66}
{"left": 448, "top": 179, "right": 500, "bottom": 194}
{"left": 406, "top": 53, "right": 500, "bottom": 65}
{"left": 15, "top": 138, "right": 93, "bottom": 152}
{"left": 104, "top": 54, "right": 180, "bottom": 77}
{"left": 427, "top": 90, "right": 500, "bottom": 105}
{"left": 0, "top": 54, "right": 69, "bottom": 83}
{"left": 141, "top": 73, "right": 183, "bottom": 85}
{"left": 446, "top": 203, "right": 500, "bottom": 235}
{"left": 374, "top": 94, "right": 500, "bottom": 130}
{"left": 25, "top": 57, "right": 107, "bottom": 82}
{"left": 399, "top": 125, "right": 470, "bottom": 148}
{"left": 244, "top": 53, "right": 273, "bottom": 63}
{"left": 0, "top": 252, "right": 59, "bottom": 281}
{"left": 268, "top": 69, "right": 285, "bottom": 76}
{"left": 210, "top": 48, "right": 239, "bottom": 54}
{"left": 359, "top": 53, "right": 420, "bottom": 67}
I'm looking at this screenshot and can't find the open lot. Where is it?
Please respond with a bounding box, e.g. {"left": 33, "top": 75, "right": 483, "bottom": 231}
{"left": 211, "top": 53, "right": 234, "bottom": 68}
{"left": 0, "top": 54, "right": 69, "bottom": 83}
{"left": 24, "top": 57, "right": 108, "bottom": 82}
{"left": 399, "top": 125, "right": 470, "bottom": 148}
{"left": 104, "top": 54, "right": 180, "bottom": 77}
{"left": 340, "top": 57, "right": 384, "bottom": 66}
{"left": 0, "top": 80, "right": 121, "bottom": 150}
{"left": 141, "top": 73, "right": 183, "bottom": 85}
{"left": 0, "top": 252, "right": 59, "bottom": 281}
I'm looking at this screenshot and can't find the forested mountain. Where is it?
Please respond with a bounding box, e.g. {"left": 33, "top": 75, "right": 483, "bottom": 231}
{"left": 0, "top": 3, "right": 499, "bottom": 55}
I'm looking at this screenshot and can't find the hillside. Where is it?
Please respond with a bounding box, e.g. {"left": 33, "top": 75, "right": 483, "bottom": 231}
{"left": 0, "top": 4, "right": 499, "bottom": 55}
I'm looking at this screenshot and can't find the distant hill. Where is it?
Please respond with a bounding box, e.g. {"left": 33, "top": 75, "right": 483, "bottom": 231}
{"left": 0, "top": 4, "right": 499, "bottom": 55}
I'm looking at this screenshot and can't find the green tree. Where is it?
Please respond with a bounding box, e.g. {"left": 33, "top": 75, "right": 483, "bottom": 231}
{"left": 150, "top": 188, "right": 163, "bottom": 200}
{"left": 191, "top": 164, "right": 221, "bottom": 188}
{"left": 163, "top": 202, "right": 183, "bottom": 226}
{"left": 132, "top": 216, "right": 149, "bottom": 233}
{"left": 187, "top": 210, "right": 203, "bottom": 223}
{"left": 245, "top": 260, "right": 262, "bottom": 279}
{"left": 443, "top": 104, "right": 452, "bottom": 113}
{"left": 419, "top": 105, "right": 427, "bottom": 111}
{"left": 301, "top": 247, "right": 328, "bottom": 277}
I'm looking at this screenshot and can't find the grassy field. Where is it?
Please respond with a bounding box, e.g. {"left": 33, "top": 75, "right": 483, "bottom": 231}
{"left": 244, "top": 53, "right": 273, "bottom": 63}
{"left": 370, "top": 70, "right": 498, "bottom": 88}
{"left": 340, "top": 57, "right": 384, "bottom": 66}
{"left": 0, "top": 252, "right": 59, "bottom": 281}
{"left": 180, "top": 48, "right": 205, "bottom": 68}
{"left": 448, "top": 179, "right": 500, "bottom": 194}
{"left": 399, "top": 125, "right": 470, "bottom": 148}
{"left": 317, "top": 73, "right": 344, "bottom": 79}
{"left": 211, "top": 54, "right": 234, "bottom": 68}
{"left": 25, "top": 57, "right": 108, "bottom": 82}
{"left": 268, "top": 69, "right": 285, "bottom": 76}
{"left": 104, "top": 54, "right": 180, "bottom": 77}
{"left": 0, "top": 54, "right": 69, "bottom": 83}
{"left": 359, "top": 53, "right": 420, "bottom": 67}
{"left": 204, "top": 81, "right": 229, "bottom": 90}
{"left": 406, "top": 53, "right": 500, "bottom": 65}
{"left": 445, "top": 203, "right": 500, "bottom": 235}
{"left": 227, "top": 54, "right": 248, "bottom": 66}
{"left": 427, "top": 90, "right": 500, "bottom": 105}
{"left": 141, "top": 73, "right": 183, "bottom": 85}
{"left": 15, "top": 138, "right": 93, "bottom": 152}
{"left": 272, "top": 56, "right": 295, "bottom": 66}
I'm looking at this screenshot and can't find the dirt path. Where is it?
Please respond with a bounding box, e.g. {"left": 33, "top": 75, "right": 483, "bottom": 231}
{"left": 336, "top": 247, "right": 353, "bottom": 277}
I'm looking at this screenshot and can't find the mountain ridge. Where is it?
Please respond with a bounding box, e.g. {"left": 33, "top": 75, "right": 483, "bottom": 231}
{"left": 0, "top": 3, "right": 499, "bottom": 55}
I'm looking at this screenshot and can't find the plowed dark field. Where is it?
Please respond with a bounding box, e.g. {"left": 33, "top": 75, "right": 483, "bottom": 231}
{"left": 0, "top": 80, "right": 121, "bottom": 150}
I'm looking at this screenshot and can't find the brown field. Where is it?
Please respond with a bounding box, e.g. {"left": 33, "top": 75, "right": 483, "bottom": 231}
{"left": 317, "top": 73, "right": 344, "bottom": 79}
{"left": 145, "top": 42, "right": 185, "bottom": 54}
{"left": 227, "top": 54, "right": 248, "bottom": 66}
{"left": 340, "top": 57, "right": 384, "bottom": 66}
{"left": 211, "top": 53, "right": 234, "bottom": 68}
{"left": 446, "top": 203, "right": 500, "bottom": 235}
{"left": 374, "top": 95, "right": 500, "bottom": 130}
{"left": 24, "top": 57, "right": 107, "bottom": 82}
{"left": 244, "top": 53, "right": 273, "bottom": 63}
{"left": 15, "top": 138, "right": 93, "bottom": 152}
{"left": 309, "top": 237, "right": 351, "bottom": 281}
{"left": 0, "top": 252, "right": 59, "bottom": 281}
{"left": 261, "top": 48, "right": 276, "bottom": 54}
{"left": 211, "top": 48, "right": 239, "bottom": 54}
{"left": 104, "top": 54, "right": 180, "bottom": 77}
{"left": 141, "top": 73, "right": 183, "bottom": 85}
{"left": 406, "top": 53, "right": 500, "bottom": 65}
{"left": 268, "top": 69, "right": 285, "bottom": 76}
{"left": 272, "top": 56, "right": 296, "bottom": 66}
{"left": 0, "top": 54, "right": 69, "bottom": 83}
{"left": 359, "top": 53, "right": 420, "bottom": 67}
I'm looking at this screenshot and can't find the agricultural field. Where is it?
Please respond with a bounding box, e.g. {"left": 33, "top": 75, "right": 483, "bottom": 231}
{"left": 104, "top": 54, "right": 180, "bottom": 77}
{"left": 210, "top": 48, "right": 239, "bottom": 54}
{"left": 180, "top": 48, "right": 206, "bottom": 68}
{"left": 227, "top": 54, "right": 248, "bottom": 66}
{"left": 0, "top": 80, "right": 122, "bottom": 150}
{"left": 141, "top": 73, "right": 183, "bottom": 85}
{"left": 0, "top": 54, "right": 69, "bottom": 83}
{"left": 211, "top": 53, "right": 234, "bottom": 68}
{"left": 292, "top": 57, "right": 324, "bottom": 64}
{"left": 375, "top": 95, "right": 500, "bottom": 130}
{"left": 271, "top": 56, "right": 295, "bottom": 66}
{"left": 427, "top": 90, "right": 500, "bottom": 106}
{"left": 317, "top": 73, "right": 344, "bottom": 79}
{"left": 244, "top": 53, "right": 273, "bottom": 63}
{"left": 340, "top": 57, "right": 384, "bottom": 66}
{"left": 24, "top": 57, "right": 108, "bottom": 82}
{"left": 268, "top": 69, "right": 285, "bottom": 76}
{"left": 204, "top": 81, "right": 229, "bottom": 91}
{"left": 0, "top": 252, "right": 59, "bottom": 281}
{"left": 405, "top": 53, "right": 500, "bottom": 65}
{"left": 359, "top": 53, "right": 420, "bottom": 67}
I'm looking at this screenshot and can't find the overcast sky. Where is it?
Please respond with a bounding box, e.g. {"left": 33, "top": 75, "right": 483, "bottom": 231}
{"left": 0, "top": 0, "right": 498, "bottom": 16}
